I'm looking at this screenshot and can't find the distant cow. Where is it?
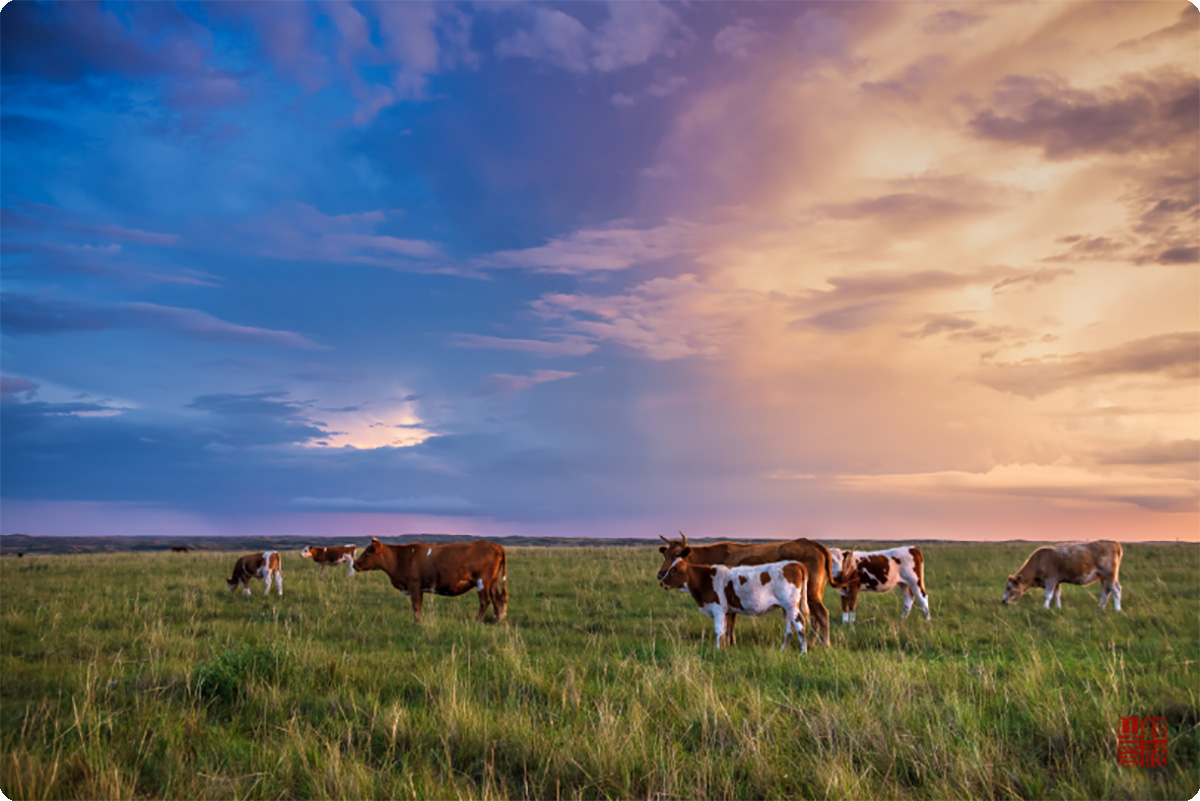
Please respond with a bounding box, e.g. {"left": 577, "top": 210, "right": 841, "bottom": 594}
{"left": 353, "top": 538, "right": 507, "bottom": 623}
{"left": 171, "top": 546, "right": 189, "bottom": 553}
{"left": 659, "top": 557, "right": 810, "bottom": 651}
{"left": 300, "top": 544, "right": 357, "bottom": 576}
{"left": 829, "top": 546, "right": 930, "bottom": 622}
{"left": 1001, "top": 541, "right": 1123, "bottom": 611}
{"left": 226, "top": 551, "right": 283, "bottom": 596}
{"left": 656, "top": 532, "right": 843, "bottom": 646}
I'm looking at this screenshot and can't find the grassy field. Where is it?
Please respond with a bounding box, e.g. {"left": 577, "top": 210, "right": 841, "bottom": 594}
{"left": 1, "top": 542, "right": 1197, "bottom": 800}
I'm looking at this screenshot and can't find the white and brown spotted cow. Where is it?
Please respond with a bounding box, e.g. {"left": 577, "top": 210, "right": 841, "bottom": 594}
{"left": 1001, "top": 541, "right": 1123, "bottom": 611}
{"left": 226, "top": 551, "right": 282, "bottom": 596}
{"left": 829, "top": 546, "right": 930, "bottom": 622}
{"left": 353, "top": 538, "right": 507, "bottom": 623}
{"left": 300, "top": 544, "right": 357, "bottom": 576}
{"left": 656, "top": 532, "right": 844, "bottom": 647}
{"left": 659, "top": 557, "right": 810, "bottom": 652}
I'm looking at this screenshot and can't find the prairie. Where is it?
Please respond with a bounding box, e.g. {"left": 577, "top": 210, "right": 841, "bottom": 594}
{"left": 1, "top": 542, "right": 1197, "bottom": 800}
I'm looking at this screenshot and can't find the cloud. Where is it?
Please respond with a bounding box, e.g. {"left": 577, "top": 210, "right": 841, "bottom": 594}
{"left": 921, "top": 9, "right": 988, "bottom": 35}
{"left": 448, "top": 334, "right": 596, "bottom": 357}
{"left": 481, "top": 370, "right": 577, "bottom": 395}
{"left": 1, "top": 293, "right": 325, "bottom": 350}
{"left": 1, "top": 375, "right": 39, "bottom": 403}
{"left": 833, "top": 462, "right": 1198, "bottom": 513}
{"left": 969, "top": 72, "right": 1199, "bottom": 159}
{"left": 234, "top": 203, "right": 443, "bottom": 271}
{"left": 714, "top": 19, "right": 767, "bottom": 60}
{"left": 976, "top": 332, "right": 1200, "bottom": 397}
{"left": 532, "top": 274, "right": 767, "bottom": 360}
{"left": 1095, "top": 440, "right": 1199, "bottom": 466}
{"left": 290, "top": 494, "right": 476, "bottom": 513}
{"left": 478, "top": 222, "right": 692, "bottom": 274}
{"left": 496, "top": 2, "right": 687, "bottom": 74}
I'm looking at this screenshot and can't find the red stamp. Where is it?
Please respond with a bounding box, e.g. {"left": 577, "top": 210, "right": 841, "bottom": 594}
{"left": 1118, "top": 716, "right": 1168, "bottom": 767}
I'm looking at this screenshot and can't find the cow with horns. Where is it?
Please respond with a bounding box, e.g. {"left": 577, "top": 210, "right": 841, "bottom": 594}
{"left": 656, "top": 531, "right": 844, "bottom": 646}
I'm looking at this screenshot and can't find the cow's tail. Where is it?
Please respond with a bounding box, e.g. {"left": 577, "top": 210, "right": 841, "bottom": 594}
{"left": 913, "top": 547, "right": 928, "bottom": 597}
{"left": 492, "top": 548, "right": 508, "bottom": 623}
{"left": 799, "top": 566, "right": 811, "bottom": 620}
{"left": 826, "top": 548, "right": 853, "bottom": 589}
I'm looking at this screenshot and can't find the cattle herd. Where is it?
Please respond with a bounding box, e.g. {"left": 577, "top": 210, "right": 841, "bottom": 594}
{"left": 224, "top": 533, "right": 1125, "bottom": 651}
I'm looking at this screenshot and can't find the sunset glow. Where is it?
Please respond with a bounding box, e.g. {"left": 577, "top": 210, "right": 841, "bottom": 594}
{"left": 1, "top": 1, "right": 1196, "bottom": 541}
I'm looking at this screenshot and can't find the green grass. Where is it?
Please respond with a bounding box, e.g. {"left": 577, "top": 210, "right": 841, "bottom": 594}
{"left": 1, "top": 543, "right": 1197, "bottom": 799}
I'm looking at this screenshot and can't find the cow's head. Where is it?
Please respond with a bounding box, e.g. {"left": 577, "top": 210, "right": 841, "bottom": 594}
{"left": 659, "top": 557, "right": 689, "bottom": 591}
{"left": 1001, "top": 574, "right": 1028, "bottom": 605}
{"left": 656, "top": 531, "right": 691, "bottom": 581}
{"left": 353, "top": 538, "right": 385, "bottom": 573}
{"left": 300, "top": 546, "right": 315, "bottom": 559}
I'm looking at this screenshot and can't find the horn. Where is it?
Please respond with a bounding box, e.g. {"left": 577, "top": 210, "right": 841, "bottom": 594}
{"left": 660, "top": 534, "right": 670, "bottom": 543}
{"left": 679, "top": 530, "right": 687, "bottom": 547}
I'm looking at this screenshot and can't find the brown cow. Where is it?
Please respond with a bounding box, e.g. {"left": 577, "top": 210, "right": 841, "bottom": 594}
{"left": 300, "top": 544, "right": 357, "bottom": 576}
{"left": 353, "top": 538, "right": 507, "bottom": 623}
{"left": 171, "top": 546, "right": 189, "bottom": 553}
{"left": 656, "top": 532, "right": 843, "bottom": 646}
{"left": 1001, "top": 541, "right": 1123, "bottom": 611}
{"left": 226, "top": 551, "right": 282, "bottom": 596}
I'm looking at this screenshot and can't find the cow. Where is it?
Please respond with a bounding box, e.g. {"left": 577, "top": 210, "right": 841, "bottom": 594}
{"left": 353, "top": 538, "right": 507, "bottom": 623}
{"left": 1001, "top": 541, "right": 1123, "bottom": 611}
{"left": 659, "top": 557, "right": 810, "bottom": 651}
{"left": 656, "top": 532, "right": 843, "bottom": 647}
{"left": 829, "top": 546, "right": 930, "bottom": 622}
{"left": 226, "top": 551, "right": 283, "bottom": 596}
{"left": 300, "top": 544, "right": 358, "bottom": 576}
{"left": 171, "top": 546, "right": 189, "bottom": 553}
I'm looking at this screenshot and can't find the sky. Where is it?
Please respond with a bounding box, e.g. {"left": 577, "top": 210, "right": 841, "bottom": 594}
{"left": 1, "top": 0, "right": 1197, "bottom": 543}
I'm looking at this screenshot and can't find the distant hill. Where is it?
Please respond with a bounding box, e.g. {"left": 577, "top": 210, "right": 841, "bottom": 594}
{"left": 2, "top": 533, "right": 1190, "bottom": 556}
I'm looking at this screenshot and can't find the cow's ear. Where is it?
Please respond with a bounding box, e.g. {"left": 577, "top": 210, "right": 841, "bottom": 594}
{"left": 680, "top": 547, "right": 691, "bottom": 557}
{"left": 658, "top": 545, "right": 666, "bottom": 553}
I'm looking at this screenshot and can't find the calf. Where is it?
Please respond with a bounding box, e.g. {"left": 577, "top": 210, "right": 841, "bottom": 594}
{"left": 829, "top": 546, "right": 930, "bottom": 622}
{"left": 656, "top": 532, "right": 843, "bottom": 647}
{"left": 300, "top": 544, "right": 357, "bottom": 576}
{"left": 353, "top": 538, "right": 507, "bottom": 623}
{"left": 659, "top": 557, "right": 810, "bottom": 651}
{"left": 226, "top": 551, "right": 282, "bottom": 596}
{"left": 1002, "top": 541, "right": 1123, "bottom": 611}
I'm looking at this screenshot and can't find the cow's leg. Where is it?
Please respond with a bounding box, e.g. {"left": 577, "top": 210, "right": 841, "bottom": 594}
{"left": 345, "top": 556, "right": 355, "bottom": 577}
{"left": 714, "top": 614, "right": 727, "bottom": 649}
{"left": 901, "top": 585, "right": 915, "bottom": 619}
{"left": 726, "top": 613, "right": 737, "bottom": 646}
{"left": 1043, "top": 580, "right": 1057, "bottom": 609}
{"left": 411, "top": 592, "right": 423, "bottom": 622}
{"left": 781, "top": 608, "right": 793, "bottom": 650}
{"left": 917, "top": 586, "right": 931, "bottom": 620}
{"left": 840, "top": 591, "right": 852, "bottom": 624}
{"left": 275, "top": 570, "right": 283, "bottom": 596}
{"left": 1113, "top": 580, "right": 1122, "bottom": 612}
{"left": 242, "top": 580, "right": 251, "bottom": 597}
{"left": 476, "top": 580, "right": 489, "bottom": 622}
{"left": 795, "top": 608, "right": 807, "bottom": 654}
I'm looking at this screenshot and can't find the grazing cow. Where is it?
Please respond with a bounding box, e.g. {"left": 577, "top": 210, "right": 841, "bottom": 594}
{"left": 656, "top": 532, "right": 843, "bottom": 647}
{"left": 171, "top": 546, "right": 189, "bottom": 553}
{"left": 353, "top": 538, "right": 507, "bottom": 623}
{"left": 226, "top": 551, "right": 283, "bottom": 596}
{"left": 660, "top": 557, "right": 810, "bottom": 651}
{"left": 1001, "top": 541, "right": 1123, "bottom": 611}
{"left": 300, "top": 544, "right": 357, "bottom": 576}
{"left": 829, "top": 546, "right": 930, "bottom": 622}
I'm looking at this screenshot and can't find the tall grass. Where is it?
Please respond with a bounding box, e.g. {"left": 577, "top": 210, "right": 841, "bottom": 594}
{"left": 1, "top": 543, "right": 1197, "bottom": 799}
